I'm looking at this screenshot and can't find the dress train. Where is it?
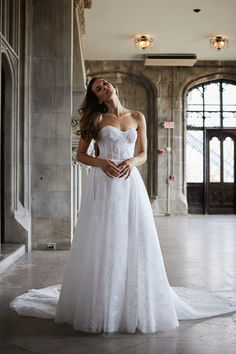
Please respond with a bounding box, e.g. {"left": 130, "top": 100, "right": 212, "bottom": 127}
{"left": 10, "top": 126, "right": 236, "bottom": 334}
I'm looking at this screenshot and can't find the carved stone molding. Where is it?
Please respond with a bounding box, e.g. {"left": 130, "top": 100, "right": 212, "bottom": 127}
{"left": 74, "top": 0, "right": 92, "bottom": 34}
{"left": 1, "top": 35, "right": 19, "bottom": 62}
{"left": 84, "top": 0, "right": 92, "bottom": 8}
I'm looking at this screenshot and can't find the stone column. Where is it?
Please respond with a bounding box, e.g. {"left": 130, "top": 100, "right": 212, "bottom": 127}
{"left": 31, "top": 0, "right": 73, "bottom": 249}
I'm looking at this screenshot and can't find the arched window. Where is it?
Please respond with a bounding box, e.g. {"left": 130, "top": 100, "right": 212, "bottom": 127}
{"left": 187, "top": 81, "right": 236, "bottom": 183}
{"left": 186, "top": 80, "right": 236, "bottom": 214}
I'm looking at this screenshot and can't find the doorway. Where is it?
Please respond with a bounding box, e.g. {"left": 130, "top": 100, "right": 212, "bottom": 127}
{"left": 206, "top": 129, "right": 236, "bottom": 214}
{"left": 1, "top": 53, "right": 13, "bottom": 250}
{"left": 186, "top": 80, "right": 236, "bottom": 214}
{"left": 1, "top": 66, "right": 6, "bottom": 246}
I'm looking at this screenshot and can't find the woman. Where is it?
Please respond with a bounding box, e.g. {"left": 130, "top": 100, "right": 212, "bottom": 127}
{"left": 10, "top": 77, "right": 236, "bottom": 334}
{"left": 75, "top": 78, "right": 147, "bottom": 181}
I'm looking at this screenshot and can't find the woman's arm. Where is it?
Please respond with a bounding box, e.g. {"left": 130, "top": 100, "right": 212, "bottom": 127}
{"left": 76, "top": 137, "right": 121, "bottom": 178}
{"left": 76, "top": 137, "right": 101, "bottom": 167}
{"left": 133, "top": 111, "right": 147, "bottom": 166}
{"left": 118, "top": 112, "right": 147, "bottom": 179}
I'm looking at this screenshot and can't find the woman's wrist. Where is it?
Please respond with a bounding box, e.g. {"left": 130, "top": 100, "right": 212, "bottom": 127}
{"left": 94, "top": 157, "right": 104, "bottom": 168}
{"left": 131, "top": 157, "right": 137, "bottom": 167}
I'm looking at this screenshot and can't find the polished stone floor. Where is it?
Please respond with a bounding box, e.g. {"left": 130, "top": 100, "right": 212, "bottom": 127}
{"left": 0, "top": 215, "right": 236, "bottom": 354}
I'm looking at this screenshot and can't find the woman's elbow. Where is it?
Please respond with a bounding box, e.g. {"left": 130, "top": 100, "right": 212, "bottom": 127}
{"left": 76, "top": 152, "right": 83, "bottom": 163}
{"left": 143, "top": 152, "right": 147, "bottom": 163}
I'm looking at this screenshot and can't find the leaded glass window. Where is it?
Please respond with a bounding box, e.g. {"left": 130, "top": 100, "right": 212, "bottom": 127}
{"left": 209, "top": 137, "right": 221, "bottom": 182}
{"left": 186, "top": 131, "right": 203, "bottom": 182}
{"left": 186, "top": 80, "right": 236, "bottom": 183}
{"left": 223, "top": 137, "right": 234, "bottom": 183}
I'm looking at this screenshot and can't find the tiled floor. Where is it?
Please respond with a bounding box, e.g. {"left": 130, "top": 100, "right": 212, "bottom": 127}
{"left": 0, "top": 215, "right": 236, "bottom": 354}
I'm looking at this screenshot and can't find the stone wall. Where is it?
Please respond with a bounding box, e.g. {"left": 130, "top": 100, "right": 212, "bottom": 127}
{"left": 0, "top": 0, "right": 32, "bottom": 252}
{"left": 0, "top": 0, "right": 88, "bottom": 251}
{"left": 85, "top": 60, "right": 236, "bottom": 215}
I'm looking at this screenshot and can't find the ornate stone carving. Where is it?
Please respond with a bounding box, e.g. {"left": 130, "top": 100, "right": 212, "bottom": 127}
{"left": 74, "top": 0, "right": 92, "bottom": 34}
{"left": 84, "top": 0, "right": 92, "bottom": 8}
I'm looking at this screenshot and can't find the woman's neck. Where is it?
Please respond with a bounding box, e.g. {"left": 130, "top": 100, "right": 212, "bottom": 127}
{"left": 104, "top": 95, "right": 126, "bottom": 117}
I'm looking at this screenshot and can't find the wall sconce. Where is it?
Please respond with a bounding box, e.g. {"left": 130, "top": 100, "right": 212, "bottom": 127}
{"left": 209, "top": 35, "right": 229, "bottom": 50}
{"left": 134, "top": 34, "right": 153, "bottom": 50}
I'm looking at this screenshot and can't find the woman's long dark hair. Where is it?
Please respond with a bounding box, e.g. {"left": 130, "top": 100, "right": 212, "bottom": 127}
{"left": 77, "top": 77, "right": 118, "bottom": 141}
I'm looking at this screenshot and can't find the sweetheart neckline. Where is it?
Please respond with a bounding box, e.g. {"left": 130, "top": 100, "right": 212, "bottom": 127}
{"left": 98, "top": 125, "right": 137, "bottom": 134}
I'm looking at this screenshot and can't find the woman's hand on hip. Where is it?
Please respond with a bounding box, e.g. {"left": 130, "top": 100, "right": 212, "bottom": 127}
{"left": 98, "top": 159, "right": 121, "bottom": 178}
{"left": 117, "top": 158, "right": 136, "bottom": 179}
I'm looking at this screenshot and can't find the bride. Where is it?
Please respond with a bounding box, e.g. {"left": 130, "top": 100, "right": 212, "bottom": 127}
{"left": 10, "top": 77, "right": 236, "bottom": 334}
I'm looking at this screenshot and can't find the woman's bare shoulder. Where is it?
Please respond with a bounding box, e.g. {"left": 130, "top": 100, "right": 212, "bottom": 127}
{"left": 130, "top": 111, "right": 146, "bottom": 126}
{"left": 132, "top": 110, "right": 145, "bottom": 118}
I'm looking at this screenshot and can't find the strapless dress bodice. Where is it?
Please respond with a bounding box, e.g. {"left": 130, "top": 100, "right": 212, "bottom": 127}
{"left": 97, "top": 125, "right": 137, "bottom": 161}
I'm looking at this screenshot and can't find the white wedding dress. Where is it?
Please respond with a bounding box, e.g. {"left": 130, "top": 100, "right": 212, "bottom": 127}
{"left": 10, "top": 125, "right": 236, "bottom": 334}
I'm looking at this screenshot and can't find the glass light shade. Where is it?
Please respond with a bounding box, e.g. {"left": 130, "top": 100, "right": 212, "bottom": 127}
{"left": 135, "top": 35, "right": 153, "bottom": 50}
{"left": 210, "top": 35, "right": 229, "bottom": 50}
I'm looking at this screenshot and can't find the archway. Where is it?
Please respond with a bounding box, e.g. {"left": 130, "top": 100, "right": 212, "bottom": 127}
{"left": 86, "top": 71, "right": 158, "bottom": 199}
{"left": 1, "top": 53, "right": 14, "bottom": 249}
{"left": 185, "top": 79, "right": 236, "bottom": 214}
{"left": 1, "top": 65, "right": 6, "bottom": 246}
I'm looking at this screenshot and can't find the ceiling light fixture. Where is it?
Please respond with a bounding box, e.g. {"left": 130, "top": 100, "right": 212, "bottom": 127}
{"left": 134, "top": 34, "right": 153, "bottom": 50}
{"left": 209, "top": 35, "right": 229, "bottom": 51}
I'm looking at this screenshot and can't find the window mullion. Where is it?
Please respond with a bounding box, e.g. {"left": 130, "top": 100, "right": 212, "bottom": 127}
{"left": 220, "top": 81, "right": 223, "bottom": 128}
{"left": 202, "top": 84, "right": 205, "bottom": 129}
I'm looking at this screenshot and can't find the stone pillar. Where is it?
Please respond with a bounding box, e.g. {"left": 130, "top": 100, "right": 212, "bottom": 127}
{"left": 71, "top": 1, "right": 89, "bottom": 233}
{"left": 31, "top": 0, "right": 73, "bottom": 249}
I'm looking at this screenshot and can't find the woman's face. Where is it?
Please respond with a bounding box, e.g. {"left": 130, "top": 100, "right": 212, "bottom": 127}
{"left": 91, "top": 79, "right": 116, "bottom": 104}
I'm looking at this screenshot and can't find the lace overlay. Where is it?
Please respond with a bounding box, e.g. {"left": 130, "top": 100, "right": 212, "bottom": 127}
{"left": 10, "top": 126, "right": 236, "bottom": 334}
{"left": 98, "top": 125, "right": 137, "bottom": 161}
